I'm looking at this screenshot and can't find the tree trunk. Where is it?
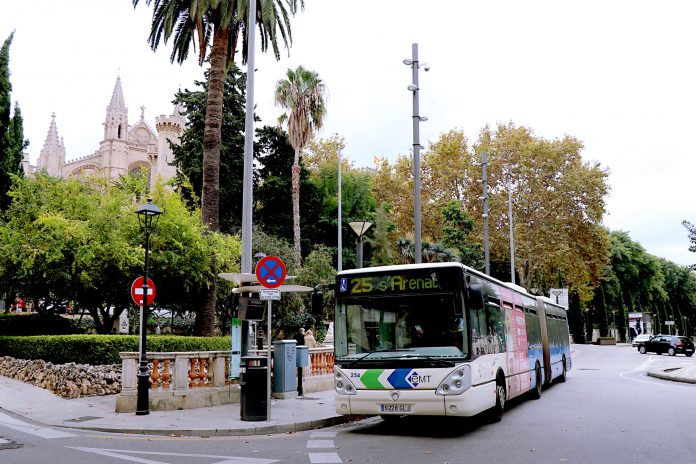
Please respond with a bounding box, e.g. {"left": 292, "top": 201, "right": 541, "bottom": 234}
{"left": 291, "top": 147, "right": 301, "bottom": 268}
{"left": 198, "top": 29, "right": 229, "bottom": 337}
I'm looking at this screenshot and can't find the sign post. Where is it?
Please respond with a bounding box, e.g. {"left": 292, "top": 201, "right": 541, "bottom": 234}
{"left": 255, "top": 256, "right": 287, "bottom": 420}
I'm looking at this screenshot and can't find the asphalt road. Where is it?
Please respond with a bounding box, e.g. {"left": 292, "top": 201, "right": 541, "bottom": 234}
{"left": 1, "top": 343, "right": 694, "bottom": 464}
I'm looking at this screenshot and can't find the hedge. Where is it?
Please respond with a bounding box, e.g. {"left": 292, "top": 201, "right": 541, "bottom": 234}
{"left": 0, "top": 313, "right": 83, "bottom": 336}
{"left": 0, "top": 335, "right": 230, "bottom": 365}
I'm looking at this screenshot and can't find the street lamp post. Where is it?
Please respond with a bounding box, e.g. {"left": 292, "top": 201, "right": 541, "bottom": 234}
{"left": 480, "top": 151, "right": 490, "bottom": 275}
{"left": 348, "top": 220, "right": 373, "bottom": 268}
{"left": 134, "top": 199, "right": 162, "bottom": 416}
{"left": 404, "top": 43, "right": 429, "bottom": 264}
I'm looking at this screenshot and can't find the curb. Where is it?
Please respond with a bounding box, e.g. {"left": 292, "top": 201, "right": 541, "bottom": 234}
{"left": 55, "top": 414, "right": 368, "bottom": 437}
{"left": 647, "top": 369, "right": 696, "bottom": 384}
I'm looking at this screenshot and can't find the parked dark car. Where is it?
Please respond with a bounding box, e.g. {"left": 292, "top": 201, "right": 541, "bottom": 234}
{"left": 637, "top": 335, "right": 694, "bottom": 357}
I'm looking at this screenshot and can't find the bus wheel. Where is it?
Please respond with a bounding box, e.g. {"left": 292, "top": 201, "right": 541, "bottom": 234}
{"left": 531, "top": 363, "right": 542, "bottom": 399}
{"left": 486, "top": 375, "right": 506, "bottom": 423}
{"left": 558, "top": 357, "right": 567, "bottom": 383}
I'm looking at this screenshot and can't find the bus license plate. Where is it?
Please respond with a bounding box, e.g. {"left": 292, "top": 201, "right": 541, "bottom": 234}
{"left": 380, "top": 403, "right": 411, "bottom": 413}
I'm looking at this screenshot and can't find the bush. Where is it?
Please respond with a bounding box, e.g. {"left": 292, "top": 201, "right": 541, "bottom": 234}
{"left": 0, "top": 334, "right": 230, "bottom": 365}
{"left": 0, "top": 313, "right": 84, "bottom": 336}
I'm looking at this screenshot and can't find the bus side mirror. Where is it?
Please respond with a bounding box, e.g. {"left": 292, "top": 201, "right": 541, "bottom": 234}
{"left": 467, "top": 283, "right": 484, "bottom": 311}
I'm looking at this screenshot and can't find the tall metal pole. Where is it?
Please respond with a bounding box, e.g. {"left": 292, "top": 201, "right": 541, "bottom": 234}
{"left": 482, "top": 151, "right": 490, "bottom": 275}
{"left": 136, "top": 228, "right": 150, "bottom": 416}
{"left": 508, "top": 185, "right": 515, "bottom": 284}
{"left": 337, "top": 150, "right": 342, "bottom": 272}
{"left": 266, "top": 300, "right": 272, "bottom": 420}
{"left": 241, "top": 0, "right": 257, "bottom": 275}
{"left": 411, "top": 43, "right": 422, "bottom": 264}
{"left": 356, "top": 237, "right": 363, "bottom": 269}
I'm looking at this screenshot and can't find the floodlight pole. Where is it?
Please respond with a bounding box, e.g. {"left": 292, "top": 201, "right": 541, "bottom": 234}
{"left": 410, "top": 43, "right": 422, "bottom": 264}
{"left": 241, "top": 0, "right": 257, "bottom": 275}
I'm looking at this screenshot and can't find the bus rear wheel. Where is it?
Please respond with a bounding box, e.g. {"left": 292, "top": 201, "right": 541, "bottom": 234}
{"left": 531, "top": 363, "right": 542, "bottom": 399}
{"left": 558, "top": 357, "right": 567, "bottom": 383}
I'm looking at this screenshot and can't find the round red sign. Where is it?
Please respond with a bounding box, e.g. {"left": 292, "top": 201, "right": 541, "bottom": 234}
{"left": 255, "top": 256, "right": 287, "bottom": 289}
{"left": 131, "top": 277, "right": 156, "bottom": 306}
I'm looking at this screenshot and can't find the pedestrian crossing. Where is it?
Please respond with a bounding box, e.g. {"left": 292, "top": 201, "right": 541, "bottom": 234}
{"left": 307, "top": 431, "right": 341, "bottom": 463}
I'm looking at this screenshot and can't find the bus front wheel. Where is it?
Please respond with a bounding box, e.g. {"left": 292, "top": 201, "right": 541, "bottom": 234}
{"left": 486, "top": 375, "right": 506, "bottom": 423}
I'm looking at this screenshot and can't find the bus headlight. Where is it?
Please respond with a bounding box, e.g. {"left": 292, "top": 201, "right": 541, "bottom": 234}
{"left": 436, "top": 365, "right": 471, "bottom": 396}
{"left": 334, "top": 368, "right": 357, "bottom": 395}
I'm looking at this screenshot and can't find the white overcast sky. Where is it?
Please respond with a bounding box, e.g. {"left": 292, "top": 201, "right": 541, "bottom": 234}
{"left": 2, "top": 0, "right": 695, "bottom": 266}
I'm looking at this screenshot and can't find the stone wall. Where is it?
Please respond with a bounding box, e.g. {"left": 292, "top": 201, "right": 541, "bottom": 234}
{"left": 0, "top": 357, "right": 121, "bottom": 398}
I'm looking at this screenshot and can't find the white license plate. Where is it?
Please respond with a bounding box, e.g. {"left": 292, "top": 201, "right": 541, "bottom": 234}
{"left": 380, "top": 403, "right": 411, "bottom": 413}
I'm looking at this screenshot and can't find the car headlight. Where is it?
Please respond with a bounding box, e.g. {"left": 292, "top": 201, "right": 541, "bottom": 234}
{"left": 334, "top": 367, "right": 357, "bottom": 395}
{"left": 436, "top": 365, "right": 471, "bottom": 396}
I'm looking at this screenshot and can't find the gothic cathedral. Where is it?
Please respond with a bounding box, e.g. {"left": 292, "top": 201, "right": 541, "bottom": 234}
{"left": 24, "top": 77, "right": 183, "bottom": 187}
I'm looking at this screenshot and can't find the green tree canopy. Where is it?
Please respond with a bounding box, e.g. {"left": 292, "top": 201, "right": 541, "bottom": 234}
{"left": 0, "top": 32, "right": 27, "bottom": 213}
{"left": 0, "top": 173, "right": 239, "bottom": 333}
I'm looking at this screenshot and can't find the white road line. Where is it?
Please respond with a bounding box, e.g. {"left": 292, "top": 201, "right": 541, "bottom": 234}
{"left": 68, "top": 447, "right": 279, "bottom": 464}
{"left": 308, "top": 452, "right": 342, "bottom": 464}
{"left": 0, "top": 411, "right": 76, "bottom": 439}
{"left": 307, "top": 439, "right": 335, "bottom": 449}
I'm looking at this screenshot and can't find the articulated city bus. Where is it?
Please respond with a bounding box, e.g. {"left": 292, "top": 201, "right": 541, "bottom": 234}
{"left": 333, "top": 262, "right": 571, "bottom": 422}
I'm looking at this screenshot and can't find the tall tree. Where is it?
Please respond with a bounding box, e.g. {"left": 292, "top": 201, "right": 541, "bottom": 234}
{"left": 134, "top": 0, "right": 302, "bottom": 335}
{"left": 0, "top": 32, "right": 27, "bottom": 213}
{"left": 254, "top": 125, "right": 323, "bottom": 260}
{"left": 274, "top": 65, "right": 327, "bottom": 267}
{"left": 171, "top": 67, "right": 248, "bottom": 235}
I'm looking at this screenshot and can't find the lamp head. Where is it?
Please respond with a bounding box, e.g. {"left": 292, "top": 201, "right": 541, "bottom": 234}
{"left": 135, "top": 198, "right": 162, "bottom": 231}
{"left": 407, "top": 84, "right": 418, "bottom": 91}
{"left": 403, "top": 59, "right": 413, "bottom": 65}
{"left": 348, "top": 220, "right": 373, "bottom": 238}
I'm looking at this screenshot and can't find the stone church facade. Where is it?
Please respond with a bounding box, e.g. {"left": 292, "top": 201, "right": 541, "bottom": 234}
{"left": 24, "top": 77, "right": 184, "bottom": 187}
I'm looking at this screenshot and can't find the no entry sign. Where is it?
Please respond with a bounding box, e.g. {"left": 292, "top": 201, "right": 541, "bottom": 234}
{"left": 131, "top": 276, "right": 156, "bottom": 306}
{"left": 255, "top": 256, "right": 287, "bottom": 289}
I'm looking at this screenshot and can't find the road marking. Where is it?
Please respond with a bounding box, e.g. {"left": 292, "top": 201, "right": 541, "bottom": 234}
{"left": 68, "top": 447, "right": 279, "bottom": 464}
{"left": 308, "top": 452, "right": 342, "bottom": 464}
{"left": 633, "top": 355, "right": 658, "bottom": 371}
{"left": 308, "top": 430, "right": 340, "bottom": 462}
{"left": 0, "top": 411, "right": 76, "bottom": 439}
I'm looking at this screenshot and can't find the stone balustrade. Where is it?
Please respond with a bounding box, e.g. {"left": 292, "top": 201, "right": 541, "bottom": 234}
{"left": 116, "top": 351, "right": 237, "bottom": 413}
{"left": 116, "top": 347, "right": 335, "bottom": 412}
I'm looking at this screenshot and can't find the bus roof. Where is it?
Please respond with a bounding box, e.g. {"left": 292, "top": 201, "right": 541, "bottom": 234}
{"left": 337, "top": 262, "right": 568, "bottom": 312}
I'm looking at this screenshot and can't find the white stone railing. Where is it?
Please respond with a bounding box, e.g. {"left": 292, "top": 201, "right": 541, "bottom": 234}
{"left": 116, "top": 351, "right": 236, "bottom": 412}
{"left": 116, "top": 347, "right": 335, "bottom": 412}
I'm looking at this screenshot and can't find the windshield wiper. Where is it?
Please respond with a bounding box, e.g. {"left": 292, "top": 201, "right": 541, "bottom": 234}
{"left": 397, "top": 354, "right": 459, "bottom": 367}
{"left": 341, "top": 349, "right": 412, "bottom": 368}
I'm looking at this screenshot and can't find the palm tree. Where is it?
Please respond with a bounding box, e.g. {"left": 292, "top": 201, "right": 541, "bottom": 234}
{"left": 133, "top": 0, "right": 303, "bottom": 335}
{"left": 274, "top": 66, "right": 327, "bottom": 267}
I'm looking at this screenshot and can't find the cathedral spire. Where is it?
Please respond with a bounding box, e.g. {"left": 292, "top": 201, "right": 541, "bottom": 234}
{"left": 41, "top": 113, "right": 60, "bottom": 153}
{"left": 104, "top": 76, "right": 128, "bottom": 140}
{"left": 108, "top": 76, "right": 126, "bottom": 112}
{"left": 39, "top": 113, "right": 65, "bottom": 176}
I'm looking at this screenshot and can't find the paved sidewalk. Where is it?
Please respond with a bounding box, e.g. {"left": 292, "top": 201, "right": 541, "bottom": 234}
{"left": 0, "top": 376, "right": 358, "bottom": 437}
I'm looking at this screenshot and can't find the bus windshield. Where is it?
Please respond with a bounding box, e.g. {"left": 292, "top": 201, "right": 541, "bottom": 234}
{"left": 335, "top": 292, "right": 468, "bottom": 362}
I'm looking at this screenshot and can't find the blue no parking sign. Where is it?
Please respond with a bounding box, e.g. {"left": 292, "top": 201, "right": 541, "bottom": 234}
{"left": 255, "top": 256, "right": 287, "bottom": 289}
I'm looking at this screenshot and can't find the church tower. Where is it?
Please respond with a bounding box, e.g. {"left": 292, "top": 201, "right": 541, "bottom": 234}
{"left": 154, "top": 103, "right": 185, "bottom": 185}
{"left": 38, "top": 113, "right": 65, "bottom": 176}
{"left": 99, "top": 77, "right": 130, "bottom": 179}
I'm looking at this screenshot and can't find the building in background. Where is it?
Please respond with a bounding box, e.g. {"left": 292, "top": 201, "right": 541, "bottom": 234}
{"left": 23, "top": 76, "right": 183, "bottom": 187}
